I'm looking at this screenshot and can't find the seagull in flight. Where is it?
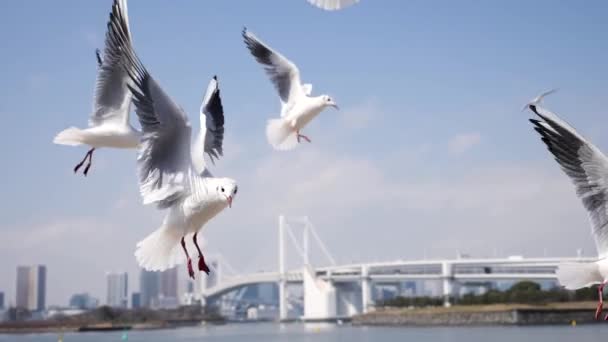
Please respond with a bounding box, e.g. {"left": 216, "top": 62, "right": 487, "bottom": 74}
{"left": 527, "top": 91, "right": 608, "bottom": 320}
{"left": 307, "top": 0, "right": 359, "bottom": 11}
{"left": 53, "top": 0, "right": 140, "bottom": 176}
{"left": 109, "top": 2, "right": 237, "bottom": 279}
{"left": 242, "top": 28, "right": 339, "bottom": 150}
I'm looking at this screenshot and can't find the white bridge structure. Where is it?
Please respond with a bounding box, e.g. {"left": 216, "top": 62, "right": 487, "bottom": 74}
{"left": 200, "top": 216, "right": 593, "bottom": 321}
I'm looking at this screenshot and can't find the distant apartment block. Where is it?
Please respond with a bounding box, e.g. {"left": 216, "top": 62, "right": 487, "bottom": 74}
{"left": 69, "top": 293, "right": 99, "bottom": 310}
{"left": 106, "top": 272, "right": 128, "bottom": 308}
{"left": 15, "top": 265, "right": 46, "bottom": 311}
{"left": 139, "top": 267, "right": 179, "bottom": 309}
{"left": 131, "top": 292, "right": 141, "bottom": 309}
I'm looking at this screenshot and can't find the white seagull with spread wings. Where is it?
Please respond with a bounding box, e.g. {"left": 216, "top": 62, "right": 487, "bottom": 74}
{"left": 527, "top": 91, "right": 608, "bottom": 320}
{"left": 307, "top": 0, "right": 359, "bottom": 11}
{"left": 53, "top": 0, "right": 140, "bottom": 176}
{"left": 243, "top": 28, "right": 339, "bottom": 151}
{"left": 109, "top": 0, "right": 237, "bottom": 279}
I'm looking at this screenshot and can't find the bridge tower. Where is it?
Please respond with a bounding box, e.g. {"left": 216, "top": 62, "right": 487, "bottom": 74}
{"left": 278, "top": 215, "right": 337, "bottom": 321}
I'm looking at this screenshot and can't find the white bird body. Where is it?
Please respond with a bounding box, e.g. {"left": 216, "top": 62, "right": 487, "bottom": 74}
{"left": 556, "top": 259, "right": 608, "bottom": 290}
{"left": 56, "top": 124, "right": 140, "bottom": 149}
{"left": 285, "top": 97, "right": 325, "bottom": 130}
{"left": 243, "top": 28, "right": 338, "bottom": 151}
{"left": 54, "top": 0, "right": 139, "bottom": 175}
{"left": 136, "top": 176, "right": 235, "bottom": 272}
{"left": 180, "top": 181, "right": 232, "bottom": 234}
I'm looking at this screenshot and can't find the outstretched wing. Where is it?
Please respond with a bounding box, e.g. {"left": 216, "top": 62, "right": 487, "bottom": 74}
{"left": 89, "top": 0, "right": 132, "bottom": 127}
{"left": 242, "top": 28, "right": 304, "bottom": 115}
{"left": 307, "top": 0, "right": 359, "bottom": 11}
{"left": 110, "top": 2, "right": 192, "bottom": 209}
{"left": 192, "top": 76, "right": 225, "bottom": 176}
{"left": 529, "top": 103, "right": 608, "bottom": 257}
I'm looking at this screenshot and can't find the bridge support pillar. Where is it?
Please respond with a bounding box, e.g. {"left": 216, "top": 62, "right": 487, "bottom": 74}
{"left": 441, "top": 262, "right": 454, "bottom": 307}
{"left": 278, "top": 215, "right": 288, "bottom": 321}
{"left": 361, "top": 266, "right": 372, "bottom": 314}
{"left": 279, "top": 279, "right": 287, "bottom": 321}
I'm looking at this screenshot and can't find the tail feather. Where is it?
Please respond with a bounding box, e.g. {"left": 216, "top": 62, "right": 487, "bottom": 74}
{"left": 53, "top": 127, "right": 86, "bottom": 146}
{"left": 556, "top": 262, "right": 602, "bottom": 290}
{"left": 135, "top": 226, "right": 184, "bottom": 271}
{"left": 266, "top": 118, "right": 298, "bottom": 151}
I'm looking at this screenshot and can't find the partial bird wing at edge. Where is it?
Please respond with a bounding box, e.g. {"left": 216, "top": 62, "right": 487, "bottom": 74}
{"left": 307, "top": 0, "right": 359, "bottom": 11}
{"left": 529, "top": 103, "right": 608, "bottom": 258}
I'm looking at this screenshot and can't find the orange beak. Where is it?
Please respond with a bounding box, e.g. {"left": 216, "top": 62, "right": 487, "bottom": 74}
{"left": 227, "top": 196, "right": 233, "bottom": 208}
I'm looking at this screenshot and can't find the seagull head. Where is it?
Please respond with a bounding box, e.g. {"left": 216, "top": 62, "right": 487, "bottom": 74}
{"left": 215, "top": 178, "right": 238, "bottom": 208}
{"left": 321, "top": 95, "right": 339, "bottom": 110}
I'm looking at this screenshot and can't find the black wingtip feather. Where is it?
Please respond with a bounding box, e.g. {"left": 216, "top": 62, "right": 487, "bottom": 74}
{"left": 95, "top": 49, "right": 102, "bottom": 67}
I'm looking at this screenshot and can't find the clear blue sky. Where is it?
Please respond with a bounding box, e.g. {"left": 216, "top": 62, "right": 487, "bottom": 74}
{"left": 0, "top": 0, "right": 606, "bottom": 306}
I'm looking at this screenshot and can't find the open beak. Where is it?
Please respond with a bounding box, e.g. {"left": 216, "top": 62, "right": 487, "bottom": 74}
{"left": 227, "top": 196, "right": 233, "bottom": 208}
{"left": 332, "top": 104, "right": 340, "bottom": 110}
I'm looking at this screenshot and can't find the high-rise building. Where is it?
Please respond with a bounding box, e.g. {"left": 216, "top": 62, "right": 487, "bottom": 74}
{"left": 131, "top": 293, "right": 141, "bottom": 309}
{"left": 15, "top": 267, "right": 28, "bottom": 309}
{"left": 106, "top": 272, "right": 128, "bottom": 308}
{"left": 140, "top": 269, "right": 160, "bottom": 308}
{"left": 159, "top": 267, "right": 178, "bottom": 299}
{"left": 157, "top": 267, "right": 179, "bottom": 309}
{"left": 0, "top": 291, "right": 4, "bottom": 309}
{"left": 69, "top": 293, "right": 99, "bottom": 310}
{"left": 15, "top": 265, "right": 46, "bottom": 311}
{"left": 139, "top": 267, "right": 180, "bottom": 309}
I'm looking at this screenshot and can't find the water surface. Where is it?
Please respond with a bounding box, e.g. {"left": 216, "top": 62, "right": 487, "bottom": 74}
{"left": 2, "top": 322, "right": 608, "bottom": 342}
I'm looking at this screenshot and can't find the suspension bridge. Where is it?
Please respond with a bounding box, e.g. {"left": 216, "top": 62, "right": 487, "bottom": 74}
{"left": 196, "top": 216, "right": 593, "bottom": 321}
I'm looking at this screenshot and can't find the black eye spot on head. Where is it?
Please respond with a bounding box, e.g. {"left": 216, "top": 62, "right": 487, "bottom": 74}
{"left": 221, "top": 187, "right": 225, "bottom": 192}
{"left": 234, "top": 186, "right": 238, "bottom": 194}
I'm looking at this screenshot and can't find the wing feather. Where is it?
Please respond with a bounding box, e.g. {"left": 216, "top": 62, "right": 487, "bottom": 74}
{"left": 110, "top": 1, "right": 192, "bottom": 208}
{"left": 242, "top": 28, "right": 303, "bottom": 113}
{"left": 89, "top": 0, "right": 132, "bottom": 127}
{"left": 192, "top": 76, "right": 225, "bottom": 175}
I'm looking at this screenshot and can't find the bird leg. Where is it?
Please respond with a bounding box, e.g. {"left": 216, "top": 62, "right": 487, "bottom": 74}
{"left": 596, "top": 282, "right": 605, "bottom": 320}
{"left": 181, "top": 237, "right": 195, "bottom": 280}
{"left": 193, "top": 233, "right": 210, "bottom": 275}
{"left": 296, "top": 130, "right": 311, "bottom": 143}
{"left": 83, "top": 148, "right": 95, "bottom": 176}
{"left": 74, "top": 148, "right": 95, "bottom": 175}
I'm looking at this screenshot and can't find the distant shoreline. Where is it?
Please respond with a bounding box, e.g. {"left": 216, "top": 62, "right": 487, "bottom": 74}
{"left": 3, "top": 302, "right": 604, "bottom": 334}
{"left": 353, "top": 302, "right": 603, "bottom": 327}
{"left": 0, "top": 319, "right": 225, "bottom": 335}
